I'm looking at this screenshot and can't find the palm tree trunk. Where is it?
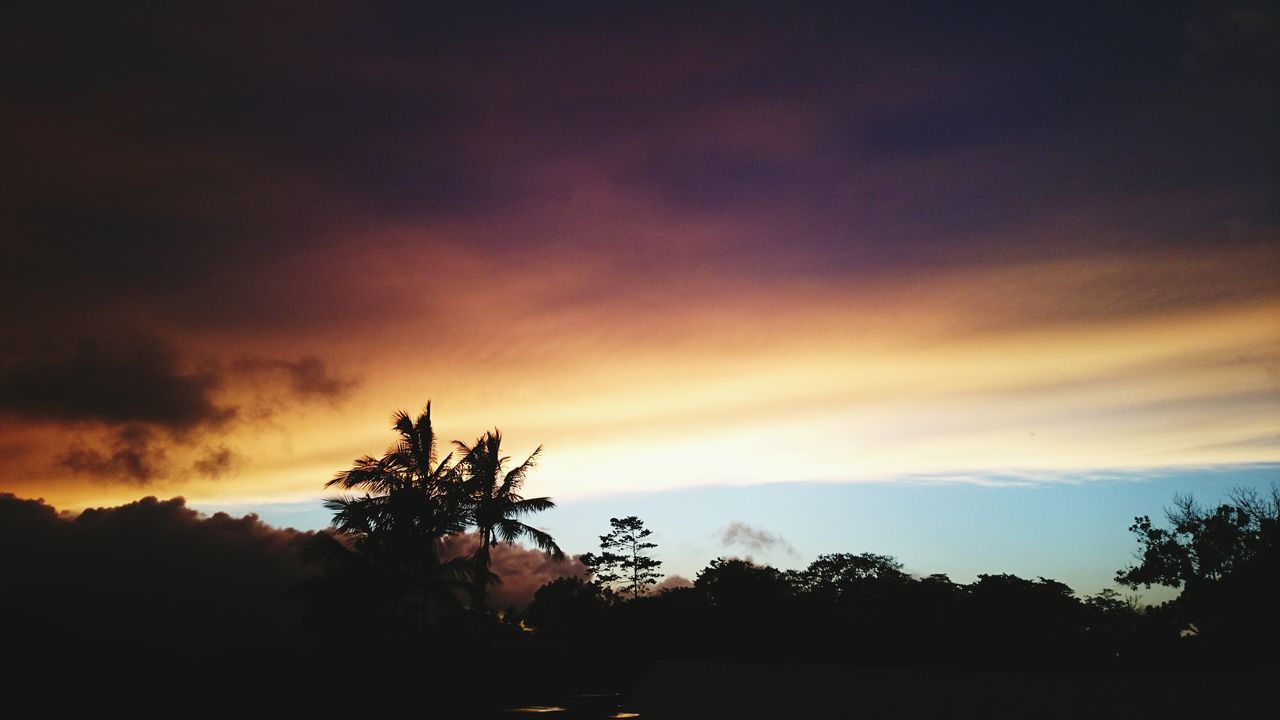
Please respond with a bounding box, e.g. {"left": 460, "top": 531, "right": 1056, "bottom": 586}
{"left": 473, "top": 531, "right": 491, "bottom": 611}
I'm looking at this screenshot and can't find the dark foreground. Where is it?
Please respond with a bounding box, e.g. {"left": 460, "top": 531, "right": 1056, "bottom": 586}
{"left": 17, "top": 648, "right": 1275, "bottom": 718}
{"left": 485, "top": 660, "right": 1277, "bottom": 719}
{"left": 622, "top": 662, "right": 1276, "bottom": 719}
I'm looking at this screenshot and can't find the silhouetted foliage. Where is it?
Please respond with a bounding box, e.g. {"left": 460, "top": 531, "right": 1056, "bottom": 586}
{"left": 1117, "top": 487, "right": 1278, "bottom": 591}
{"left": 454, "top": 429, "right": 564, "bottom": 610}
{"left": 525, "top": 488, "right": 1280, "bottom": 675}
{"left": 11, "top": 469, "right": 1274, "bottom": 716}
{"left": 308, "top": 403, "right": 471, "bottom": 639}
{"left": 788, "top": 552, "right": 910, "bottom": 601}
{"left": 522, "top": 524, "right": 1268, "bottom": 675}
{"left": 1117, "top": 485, "right": 1280, "bottom": 664}
{"left": 580, "top": 515, "right": 662, "bottom": 599}
{"left": 696, "top": 557, "right": 793, "bottom": 609}
{"left": 526, "top": 576, "right": 612, "bottom": 644}
{"left": 303, "top": 403, "right": 564, "bottom": 647}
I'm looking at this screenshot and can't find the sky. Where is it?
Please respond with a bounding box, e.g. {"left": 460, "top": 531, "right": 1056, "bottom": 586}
{"left": 1, "top": 1, "right": 1277, "bottom": 597}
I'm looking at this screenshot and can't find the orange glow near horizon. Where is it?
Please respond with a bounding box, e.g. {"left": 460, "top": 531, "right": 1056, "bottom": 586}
{"left": 9, "top": 242, "right": 1277, "bottom": 513}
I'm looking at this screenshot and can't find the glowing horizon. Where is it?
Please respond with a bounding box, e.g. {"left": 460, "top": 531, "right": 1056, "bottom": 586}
{"left": 1, "top": 2, "right": 1276, "bottom": 544}
{"left": 13, "top": 286, "right": 1276, "bottom": 512}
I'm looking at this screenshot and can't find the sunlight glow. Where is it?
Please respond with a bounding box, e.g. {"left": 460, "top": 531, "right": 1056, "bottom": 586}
{"left": 15, "top": 250, "right": 1278, "bottom": 511}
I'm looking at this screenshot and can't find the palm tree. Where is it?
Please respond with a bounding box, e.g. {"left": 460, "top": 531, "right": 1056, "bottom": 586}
{"left": 454, "top": 429, "right": 565, "bottom": 610}
{"left": 319, "top": 403, "right": 472, "bottom": 628}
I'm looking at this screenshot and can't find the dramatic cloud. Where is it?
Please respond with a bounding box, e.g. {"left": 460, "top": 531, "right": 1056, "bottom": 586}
{"left": 0, "top": 327, "right": 357, "bottom": 489}
{"left": 0, "top": 1, "right": 1274, "bottom": 512}
{"left": 0, "top": 333, "right": 233, "bottom": 429}
{"left": 60, "top": 424, "right": 168, "bottom": 484}
{"left": 444, "top": 533, "right": 588, "bottom": 609}
{"left": 721, "top": 522, "right": 797, "bottom": 557}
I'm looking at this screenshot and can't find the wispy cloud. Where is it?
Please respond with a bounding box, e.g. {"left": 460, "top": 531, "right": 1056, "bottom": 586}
{"left": 720, "top": 522, "right": 797, "bottom": 558}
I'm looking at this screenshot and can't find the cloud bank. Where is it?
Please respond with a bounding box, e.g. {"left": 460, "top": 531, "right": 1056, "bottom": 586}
{"left": 0, "top": 490, "right": 581, "bottom": 664}
{"left": 654, "top": 574, "right": 695, "bottom": 592}
{"left": 0, "top": 493, "right": 317, "bottom": 661}
{"left": 444, "top": 532, "right": 588, "bottom": 609}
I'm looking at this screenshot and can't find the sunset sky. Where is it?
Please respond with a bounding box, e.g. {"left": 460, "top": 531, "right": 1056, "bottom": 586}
{"left": 2, "top": 1, "right": 1276, "bottom": 596}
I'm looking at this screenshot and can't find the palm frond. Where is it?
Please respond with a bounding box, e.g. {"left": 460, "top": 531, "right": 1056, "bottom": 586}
{"left": 391, "top": 409, "right": 414, "bottom": 438}
{"left": 327, "top": 455, "right": 404, "bottom": 492}
{"left": 498, "top": 519, "right": 566, "bottom": 561}
{"left": 452, "top": 438, "right": 476, "bottom": 458}
{"left": 496, "top": 518, "right": 521, "bottom": 545}
{"left": 322, "top": 494, "right": 354, "bottom": 514}
{"left": 509, "top": 496, "right": 556, "bottom": 516}
{"left": 524, "top": 523, "right": 566, "bottom": 562}
{"left": 499, "top": 445, "right": 542, "bottom": 495}
{"left": 437, "top": 555, "right": 477, "bottom": 584}
{"left": 417, "top": 401, "right": 437, "bottom": 468}
{"left": 426, "top": 452, "right": 457, "bottom": 487}
{"left": 325, "top": 455, "right": 376, "bottom": 488}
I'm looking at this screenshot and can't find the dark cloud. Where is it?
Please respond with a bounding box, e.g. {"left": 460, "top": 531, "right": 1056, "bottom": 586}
{"left": 0, "top": 493, "right": 317, "bottom": 659}
{"left": 193, "top": 444, "right": 244, "bottom": 479}
{"left": 720, "top": 521, "right": 796, "bottom": 557}
{"left": 444, "top": 533, "right": 587, "bottom": 609}
{"left": 2, "top": 0, "right": 1273, "bottom": 341}
{"left": 60, "top": 424, "right": 168, "bottom": 484}
{"left": 233, "top": 356, "right": 358, "bottom": 401}
{"left": 0, "top": 327, "right": 355, "bottom": 485}
{"left": 0, "top": 492, "right": 315, "bottom": 583}
{"left": 0, "top": 332, "right": 234, "bottom": 429}
{"left": 0, "top": 331, "right": 249, "bottom": 485}
{"left": 283, "top": 356, "right": 357, "bottom": 399}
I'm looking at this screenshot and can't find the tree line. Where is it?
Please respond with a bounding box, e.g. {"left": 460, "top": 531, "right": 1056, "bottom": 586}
{"left": 11, "top": 404, "right": 1269, "bottom": 714}
{"left": 299, "top": 404, "right": 1278, "bottom": 674}
{"left": 524, "top": 492, "right": 1276, "bottom": 673}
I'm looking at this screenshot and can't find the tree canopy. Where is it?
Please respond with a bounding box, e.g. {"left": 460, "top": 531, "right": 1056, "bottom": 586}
{"left": 1116, "top": 486, "right": 1279, "bottom": 657}
{"left": 306, "top": 403, "right": 564, "bottom": 633}
{"left": 581, "top": 515, "right": 663, "bottom": 599}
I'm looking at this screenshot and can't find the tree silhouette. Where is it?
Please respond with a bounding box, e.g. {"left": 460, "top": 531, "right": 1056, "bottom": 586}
{"left": 311, "top": 403, "right": 472, "bottom": 632}
{"left": 581, "top": 515, "right": 662, "bottom": 599}
{"left": 1117, "top": 486, "right": 1279, "bottom": 658}
{"left": 308, "top": 403, "right": 565, "bottom": 629}
{"left": 525, "top": 576, "right": 611, "bottom": 643}
{"left": 1117, "top": 487, "right": 1278, "bottom": 591}
{"left": 789, "top": 552, "right": 909, "bottom": 602}
{"left": 695, "top": 557, "right": 792, "bottom": 608}
{"left": 454, "top": 429, "right": 564, "bottom": 610}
